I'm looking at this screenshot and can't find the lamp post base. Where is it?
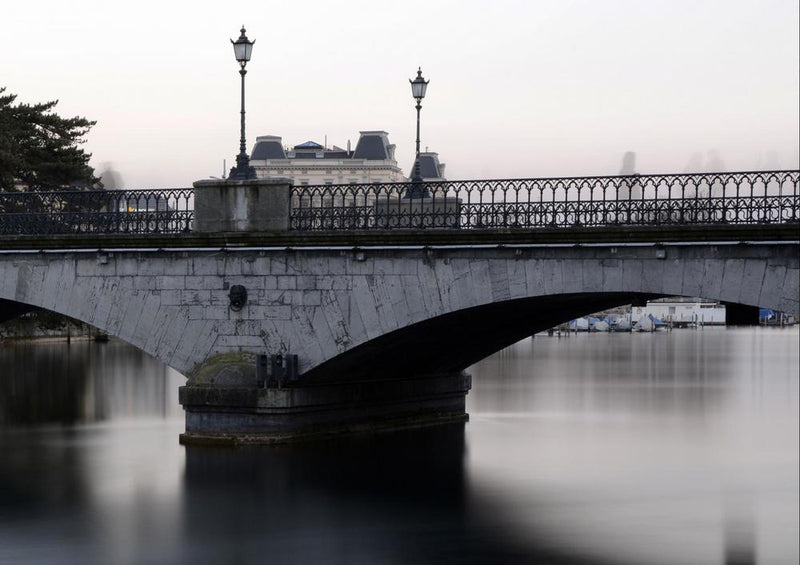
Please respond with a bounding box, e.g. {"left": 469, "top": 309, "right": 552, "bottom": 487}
{"left": 228, "top": 166, "right": 257, "bottom": 180}
{"left": 229, "top": 151, "right": 256, "bottom": 180}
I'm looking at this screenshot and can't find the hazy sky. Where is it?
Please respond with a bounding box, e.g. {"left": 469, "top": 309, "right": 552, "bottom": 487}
{"left": 3, "top": 0, "right": 798, "bottom": 187}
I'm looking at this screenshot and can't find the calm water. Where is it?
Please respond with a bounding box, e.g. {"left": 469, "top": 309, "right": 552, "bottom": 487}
{"left": 0, "top": 328, "right": 797, "bottom": 564}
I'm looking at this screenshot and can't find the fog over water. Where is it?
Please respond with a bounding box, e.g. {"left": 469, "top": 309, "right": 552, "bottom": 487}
{"left": 0, "top": 328, "right": 797, "bottom": 564}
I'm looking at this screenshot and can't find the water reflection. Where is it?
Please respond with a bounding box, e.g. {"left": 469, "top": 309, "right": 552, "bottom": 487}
{"left": 180, "top": 424, "right": 608, "bottom": 564}
{"left": 0, "top": 341, "right": 182, "bottom": 427}
{"left": 0, "top": 329, "right": 797, "bottom": 564}
{"left": 468, "top": 329, "right": 787, "bottom": 418}
{"left": 467, "top": 329, "right": 799, "bottom": 565}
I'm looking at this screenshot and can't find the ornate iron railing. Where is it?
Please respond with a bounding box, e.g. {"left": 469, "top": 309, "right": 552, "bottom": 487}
{"left": 290, "top": 170, "right": 799, "bottom": 231}
{"left": 0, "top": 188, "right": 193, "bottom": 235}
{"left": 1, "top": 171, "right": 798, "bottom": 235}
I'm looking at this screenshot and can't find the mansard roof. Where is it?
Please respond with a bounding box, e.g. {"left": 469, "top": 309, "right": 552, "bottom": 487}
{"left": 251, "top": 131, "right": 398, "bottom": 163}
{"left": 411, "top": 152, "right": 446, "bottom": 180}
{"left": 251, "top": 136, "right": 286, "bottom": 160}
{"left": 352, "top": 131, "right": 391, "bottom": 160}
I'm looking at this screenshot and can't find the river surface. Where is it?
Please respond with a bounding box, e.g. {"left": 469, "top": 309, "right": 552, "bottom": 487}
{"left": 0, "top": 328, "right": 797, "bottom": 564}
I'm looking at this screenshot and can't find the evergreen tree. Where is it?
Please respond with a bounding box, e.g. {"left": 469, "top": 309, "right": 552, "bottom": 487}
{"left": 0, "top": 87, "right": 97, "bottom": 191}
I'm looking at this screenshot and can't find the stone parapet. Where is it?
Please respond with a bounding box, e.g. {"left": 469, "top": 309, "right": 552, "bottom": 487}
{"left": 193, "top": 177, "right": 293, "bottom": 232}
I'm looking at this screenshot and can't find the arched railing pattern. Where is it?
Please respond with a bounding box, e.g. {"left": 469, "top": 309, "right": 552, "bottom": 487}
{"left": 1, "top": 171, "right": 797, "bottom": 234}
{"left": 0, "top": 188, "right": 194, "bottom": 235}
{"left": 290, "top": 170, "right": 799, "bottom": 231}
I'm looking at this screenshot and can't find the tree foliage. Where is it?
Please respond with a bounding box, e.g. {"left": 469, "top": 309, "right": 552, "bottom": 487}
{"left": 0, "top": 87, "right": 97, "bottom": 191}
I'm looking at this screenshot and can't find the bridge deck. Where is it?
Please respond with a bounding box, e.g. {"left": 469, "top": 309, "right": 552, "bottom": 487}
{"left": 0, "top": 223, "right": 797, "bottom": 251}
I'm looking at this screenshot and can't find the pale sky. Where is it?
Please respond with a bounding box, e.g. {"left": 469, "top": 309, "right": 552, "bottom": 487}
{"left": 3, "top": 0, "right": 798, "bottom": 187}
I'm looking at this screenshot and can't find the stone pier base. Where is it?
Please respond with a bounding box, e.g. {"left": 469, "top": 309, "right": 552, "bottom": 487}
{"left": 178, "top": 372, "right": 471, "bottom": 445}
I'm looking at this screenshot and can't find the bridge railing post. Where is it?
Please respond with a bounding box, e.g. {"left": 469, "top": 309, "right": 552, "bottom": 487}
{"left": 193, "top": 177, "right": 292, "bottom": 232}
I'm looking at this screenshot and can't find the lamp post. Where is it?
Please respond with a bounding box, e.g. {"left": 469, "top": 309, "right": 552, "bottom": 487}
{"left": 407, "top": 67, "right": 429, "bottom": 198}
{"left": 229, "top": 26, "right": 256, "bottom": 180}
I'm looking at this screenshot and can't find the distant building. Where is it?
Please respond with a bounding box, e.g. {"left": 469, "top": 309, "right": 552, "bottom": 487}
{"left": 249, "top": 131, "right": 406, "bottom": 185}
{"left": 409, "top": 152, "right": 447, "bottom": 182}
{"left": 632, "top": 298, "right": 726, "bottom": 326}
{"left": 617, "top": 151, "right": 642, "bottom": 200}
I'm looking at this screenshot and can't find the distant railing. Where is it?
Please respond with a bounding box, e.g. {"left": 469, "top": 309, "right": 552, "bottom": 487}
{"left": 0, "top": 188, "right": 193, "bottom": 235}
{"left": 290, "top": 170, "right": 799, "bottom": 231}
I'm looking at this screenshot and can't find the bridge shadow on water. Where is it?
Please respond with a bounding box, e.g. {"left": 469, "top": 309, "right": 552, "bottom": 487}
{"left": 182, "top": 424, "right": 608, "bottom": 565}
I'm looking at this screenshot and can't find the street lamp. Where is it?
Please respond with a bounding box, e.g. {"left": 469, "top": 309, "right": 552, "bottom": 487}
{"left": 407, "top": 67, "right": 430, "bottom": 197}
{"left": 229, "top": 26, "right": 256, "bottom": 180}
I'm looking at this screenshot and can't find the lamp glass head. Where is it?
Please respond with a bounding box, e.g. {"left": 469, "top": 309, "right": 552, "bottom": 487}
{"left": 410, "top": 67, "right": 429, "bottom": 100}
{"left": 231, "top": 26, "right": 254, "bottom": 63}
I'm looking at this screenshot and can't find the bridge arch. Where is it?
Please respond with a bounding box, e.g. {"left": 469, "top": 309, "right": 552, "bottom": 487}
{"left": 0, "top": 256, "right": 194, "bottom": 372}
{"left": 0, "top": 242, "right": 796, "bottom": 382}
{"left": 301, "top": 292, "right": 661, "bottom": 383}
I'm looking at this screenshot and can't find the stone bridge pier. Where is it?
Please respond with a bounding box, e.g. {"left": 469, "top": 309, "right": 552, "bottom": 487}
{"left": 1, "top": 178, "right": 797, "bottom": 444}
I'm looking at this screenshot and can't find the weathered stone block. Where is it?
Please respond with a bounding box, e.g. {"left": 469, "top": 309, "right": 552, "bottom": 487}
{"left": 116, "top": 259, "right": 140, "bottom": 276}
{"left": 202, "top": 305, "right": 230, "bottom": 320}
{"left": 137, "top": 260, "right": 166, "bottom": 276}
{"left": 561, "top": 260, "right": 583, "bottom": 294}
{"left": 720, "top": 259, "right": 745, "bottom": 302}
{"left": 488, "top": 259, "right": 511, "bottom": 301}
{"left": 277, "top": 276, "right": 297, "bottom": 290}
{"left": 662, "top": 259, "right": 684, "bottom": 296}
{"left": 641, "top": 259, "right": 665, "bottom": 294}
{"left": 185, "top": 276, "right": 223, "bottom": 290}
{"left": 156, "top": 275, "right": 185, "bottom": 290}
{"left": 159, "top": 289, "right": 182, "bottom": 306}
{"left": 296, "top": 275, "right": 316, "bottom": 290}
{"left": 601, "top": 259, "right": 623, "bottom": 292}
{"left": 780, "top": 269, "right": 799, "bottom": 312}
{"left": 182, "top": 290, "right": 211, "bottom": 304}
{"left": 469, "top": 260, "right": 493, "bottom": 304}
{"left": 681, "top": 259, "right": 704, "bottom": 297}
{"left": 193, "top": 178, "right": 292, "bottom": 232}
{"left": 133, "top": 277, "right": 156, "bottom": 291}
{"left": 700, "top": 259, "right": 724, "bottom": 300}
{"left": 191, "top": 257, "right": 223, "bottom": 276}
{"left": 740, "top": 260, "right": 766, "bottom": 305}
{"left": 581, "top": 260, "right": 603, "bottom": 293}
{"left": 759, "top": 265, "right": 786, "bottom": 309}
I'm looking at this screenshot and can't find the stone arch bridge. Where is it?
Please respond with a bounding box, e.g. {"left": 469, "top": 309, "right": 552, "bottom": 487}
{"left": 1, "top": 171, "right": 798, "bottom": 442}
{"left": 1, "top": 236, "right": 797, "bottom": 443}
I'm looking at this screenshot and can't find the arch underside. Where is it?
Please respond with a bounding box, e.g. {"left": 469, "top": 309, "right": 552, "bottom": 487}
{"left": 0, "top": 298, "right": 35, "bottom": 324}
{"left": 301, "top": 292, "right": 663, "bottom": 384}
